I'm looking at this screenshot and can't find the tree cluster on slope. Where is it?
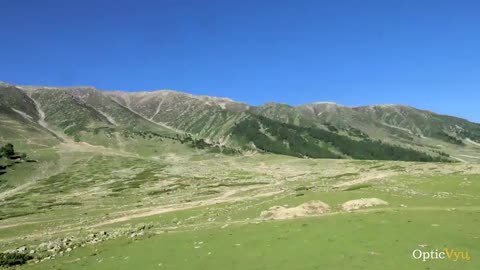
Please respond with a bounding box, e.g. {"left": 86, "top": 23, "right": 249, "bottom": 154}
{"left": 0, "top": 143, "right": 15, "bottom": 158}
{"left": 177, "top": 134, "right": 240, "bottom": 155}
{"left": 232, "top": 116, "right": 449, "bottom": 162}
{"left": 431, "top": 131, "right": 464, "bottom": 146}
{"left": 0, "top": 143, "right": 31, "bottom": 176}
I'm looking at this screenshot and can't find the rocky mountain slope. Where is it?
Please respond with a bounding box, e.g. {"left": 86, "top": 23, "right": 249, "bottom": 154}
{"left": 1, "top": 81, "right": 480, "bottom": 162}
{"left": 106, "top": 90, "right": 249, "bottom": 142}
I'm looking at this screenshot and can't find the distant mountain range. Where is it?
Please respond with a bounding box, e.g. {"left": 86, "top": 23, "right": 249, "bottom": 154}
{"left": 1, "top": 81, "right": 480, "bottom": 162}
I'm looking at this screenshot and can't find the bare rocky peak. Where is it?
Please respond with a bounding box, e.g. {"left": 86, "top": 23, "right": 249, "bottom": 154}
{"left": 298, "top": 102, "right": 347, "bottom": 115}
{"left": 16, "top": 85, "right": 96, "bottom": 92}
{"left": 0, "top": 81, "right": 460, "bottom": 123}
{"left": 300, "top": 102, "right": 420, "bottom": 114}
{"left": 312, "top": 101, "right": 340, "bottom": 105}
{"left": 106, "top": 89, "right": 249, "bottom": 111}
{"left": 260, "top": 102, "right": 291, "bottom": 107}
{"left": 0, "top": 81, "right": 15, "bottom": 87}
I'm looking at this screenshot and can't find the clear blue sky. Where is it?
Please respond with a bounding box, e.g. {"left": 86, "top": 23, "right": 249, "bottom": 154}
{"left": 1, "top": 0, "right": 479, "bottom": 122}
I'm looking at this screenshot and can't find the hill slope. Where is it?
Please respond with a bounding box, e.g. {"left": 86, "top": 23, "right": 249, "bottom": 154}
{"left": 1, "top": 82, "right": 479, "bottom": 162}
{"left": 253, "top": 102, "right": 480, "bottom": 161}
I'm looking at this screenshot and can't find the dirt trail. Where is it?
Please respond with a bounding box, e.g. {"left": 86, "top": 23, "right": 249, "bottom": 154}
{"left": 0, "top": 157, "right": 72, "bottom": 201}
{"left": 0, "top": 221, "right": 41, "bottom": 230}
{"left": 466, "top": 138, "right": 480, "bottom": 147}
{"left": 452, "top": 156, "right": 467, "bottom": 163}
{"left": 0, "top": 187, "right": 283, "bottom": 240}
{"left": 0, "top": 182, "right": 35, "bottom": 201}
{"left": 56, "top": 141, "right": 136, "bottom": 158}
{"left": 0, "top": 143, "right": 133, "bottom": 201}
{"left": 90, "top": 187, "right": 283, "bottom": 228}
{"left": 88, "top": 175, "right": 291, "bottom": 229}
{"left": 2, "top": 204, "right": 480, "bottom": 244}
{"left": 0, "top": 183, "right": 284, "bottom": 235}
{"left": 459, "top": 154, "right": 480, "bottom": 159}
{"left": 333, "top": 173, "right": 392, "bottom": 188}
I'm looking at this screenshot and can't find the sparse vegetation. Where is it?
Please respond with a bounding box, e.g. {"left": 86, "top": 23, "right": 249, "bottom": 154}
{"left": 0, "top": 141, "right": 479, "bottom": 270}
{"left": 177, "top": 133, "right": 240, "bottom": 155}
{"left": 342, "top": 183, "right": 372, "bottom": 191}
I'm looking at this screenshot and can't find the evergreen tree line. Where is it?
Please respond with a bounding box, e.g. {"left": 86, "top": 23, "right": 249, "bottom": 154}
{"left": 232, "top": 116, "right": 449, "bottom": 162}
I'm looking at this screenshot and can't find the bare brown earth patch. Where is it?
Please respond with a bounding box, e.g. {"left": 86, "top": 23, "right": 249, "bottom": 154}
{"left": 341, "top": 198, "right": 388, "bottom": 211}
{"left": 260, "top": 200, "right": 330, "bottom": 220}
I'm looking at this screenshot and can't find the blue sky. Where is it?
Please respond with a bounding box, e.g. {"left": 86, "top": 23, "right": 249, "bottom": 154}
{"left": 1, "top": 0, "right": 479, "bottom": 122}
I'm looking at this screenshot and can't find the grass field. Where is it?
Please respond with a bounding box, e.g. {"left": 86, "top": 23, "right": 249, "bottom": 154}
{"left": 1, "top": 140, "right": 480, "bottom": 269}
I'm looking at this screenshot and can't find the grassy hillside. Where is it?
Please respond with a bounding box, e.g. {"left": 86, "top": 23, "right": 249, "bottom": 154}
{"left": 1, "top": 82, "right": 479, "bottom": 269}
{"left": 254, "top": 102, "right": 480, "bottom": 162}
{"left": 0, "top": 146, "right": 479, "bottom": 270}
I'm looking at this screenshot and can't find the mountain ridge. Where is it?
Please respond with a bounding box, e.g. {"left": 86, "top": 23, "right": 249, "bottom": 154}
{"left": 1, "top": 81, "right": 480, "bottom": 162}
{"left": 8, "top": 82, "right": 478, "bottom": 123}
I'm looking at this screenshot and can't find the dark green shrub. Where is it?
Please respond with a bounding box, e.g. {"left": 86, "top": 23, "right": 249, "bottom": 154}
{"left": 0, "top": 252, "right": 33, "bottom": 267}
{"left": 0, "top": 143, "right": 15, "bottom": 158}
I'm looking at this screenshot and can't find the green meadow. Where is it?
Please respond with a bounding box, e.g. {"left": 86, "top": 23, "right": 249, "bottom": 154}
{"left": 1, "top": 142, "right": 480, "bottom": 270}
